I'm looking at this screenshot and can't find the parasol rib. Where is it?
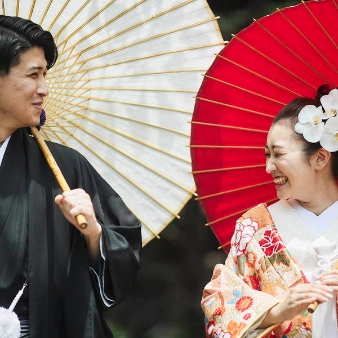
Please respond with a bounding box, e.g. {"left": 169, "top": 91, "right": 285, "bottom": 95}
{"left": 277, "top": 4, "right": 338, "bottom": 77}
{"left": 62, "top": 19, "right": 223, "bottom": 66}
{"left": 72, "top": 95, "right": 193, "bottom": 116}
{"left": 189, "top": 145, "right": 264, "bottom": 149}
{"left": 43, "top": 115, "right": 196, "bottom": 195}
{"left": 28, "top": 0, "right": 37, "bottom": 20}
{"left": 47, "top": 96, "right": 192, "bottom": 131}
{"left": 191, "top": 164, "right": 266, "bottom": 175}
{"left": 65, "top": 131, "right": 182, "bottom": 218}
{"left": 253, "top": 20, "right": 333, "bottom": 86}
{"left": 80, "top": 86, "right": 196, "bottom": 94}
{"left": 205, "top": 197, "right": 278, "bottom": 227}
{"left": 44, "top": 105, "right": 192, "bottom": 164}
{"left": 39, "top": 0, "right": 57, "bottom": 28}
{"left": 196, "top": 181, "right": 273, "bottom": 200}
{"left": 41, "top": 120, "right": 185, "bottom": 219}
{"left": 47, "top": 0, "right": 71, "bottom": 31}
{"left": 55, "top": 0, "right": 146, "bottom": 46}
{"left": 202, "top": 74, "right": 287, "bottom": 105}
{"left": 190, "top": 120, "right": 270, "bottom": 132}
{"left": 51, "top": 1, "right": 90, "bottom": 37}
{"left": 195, "top": 96, "right": 276, "bottom": 117}
{"left": 217, "top": 54, "right": 304, "bottom": 97}
{"left": 303, "top": 1, "right": 338, "bottom": 50}
{"left": 57, "top": 42, "right": 225, "bottom": 75}
{"left": 231, "top": 33, "right": 318, "bottom": 90}
{"left": 55, "top": 0, "right": 204, "bottom": 57}
{"left": 15, "top": 0, "right": 18, "bottom": 16}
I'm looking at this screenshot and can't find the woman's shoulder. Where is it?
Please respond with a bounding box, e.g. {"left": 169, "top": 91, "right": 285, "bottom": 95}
{"left": 239, "top": 203, "right": 272, "bottom": 225}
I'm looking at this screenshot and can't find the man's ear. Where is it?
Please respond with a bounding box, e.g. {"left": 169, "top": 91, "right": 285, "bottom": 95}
{"left": 313, "top": 148, "right": 331, "bottom": 169}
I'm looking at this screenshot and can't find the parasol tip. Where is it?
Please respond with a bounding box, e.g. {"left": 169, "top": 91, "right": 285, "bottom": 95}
{"left": 39, "top": 109, "right": 47, "bottom": 127}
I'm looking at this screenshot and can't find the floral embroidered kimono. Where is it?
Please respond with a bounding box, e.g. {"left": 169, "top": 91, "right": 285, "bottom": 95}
{"left": 201, "top": 201, "right": 338, "bottom": 337}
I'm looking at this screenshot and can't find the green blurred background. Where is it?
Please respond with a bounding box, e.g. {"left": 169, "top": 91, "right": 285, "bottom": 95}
{"left": 106, "top": 1, "right": 298, "bottom": 337}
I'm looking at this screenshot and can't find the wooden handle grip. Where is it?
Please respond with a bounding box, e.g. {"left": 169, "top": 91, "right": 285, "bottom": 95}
{"left": 307, "top": 301, "right": 318, "bottom": 313}
{"left": 30, "top": 127, "right": 88, "bottom": 229}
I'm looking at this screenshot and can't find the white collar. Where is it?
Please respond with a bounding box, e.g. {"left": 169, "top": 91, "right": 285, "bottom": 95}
{"left": 0, "top": 135, "right": 11, "bottom": 166}
{"left": 288, "top": 199, "right": 338, "bottom": 237}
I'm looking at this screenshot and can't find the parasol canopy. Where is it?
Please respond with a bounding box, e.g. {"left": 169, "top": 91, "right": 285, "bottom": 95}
{"left": 2, "top": 0, "right": 225, "bottom": 246}
{"left": 190, "top": 0, "right": 338, "bottom": 251}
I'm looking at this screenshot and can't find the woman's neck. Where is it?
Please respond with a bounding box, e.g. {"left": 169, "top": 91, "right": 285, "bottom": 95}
{"left": 297, "top": 192, "right": 338, "bottom": 216}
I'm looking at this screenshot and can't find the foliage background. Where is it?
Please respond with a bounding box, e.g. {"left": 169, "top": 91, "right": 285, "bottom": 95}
{"left": 107, "top": 1, "right": 299, "bottom": 337}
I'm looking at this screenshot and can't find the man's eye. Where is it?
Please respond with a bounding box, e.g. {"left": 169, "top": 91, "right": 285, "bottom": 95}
{"left": 264, "top": 153, "right": 270, "bottom": 158}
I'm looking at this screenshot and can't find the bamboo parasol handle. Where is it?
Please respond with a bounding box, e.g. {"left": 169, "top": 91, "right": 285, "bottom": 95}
{"left": 30, "top": 127, "right": 87, "bottom": 229}
{"left": 307, "top": 259, "right": 338, "bottom": 313}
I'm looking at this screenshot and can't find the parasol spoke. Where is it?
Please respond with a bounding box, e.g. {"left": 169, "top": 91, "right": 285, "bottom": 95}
{"left": 196, "top": 181, "right": 273, "bottom": 200}
{"left": 253, "top": 19, "right": 333, "bottom": 86}
{"left": 43, "top": 104, "right": 192, "bottom": 164}
{"left": 205, "top": 197, "right": 279, "bottom": 227}
{"left": 231, "top": 33, "right": 318, "bottom": 91}
{"left": 191, "top": 163, "right": 266, "bottom": 175}
{"left": 277, "top": 3, "right": 338, "bottom": 77}
{"left": 195, "top": 96, "right": 276, "bottom": 117}
{"left": 217, "top": 54, "right": 304, "bottom": 98}
{"left": 202, "top": 73, "right": 287, "bottom": 105}
{"left": 58, "top": 18, "right": 223, "bottom": 66}
{"left": 190, "top": 120, "right": 270, "bottom": 132}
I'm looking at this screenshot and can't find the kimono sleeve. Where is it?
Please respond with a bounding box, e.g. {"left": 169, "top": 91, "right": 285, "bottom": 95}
{"left": 76, "top": 155, "right": 142, "bottom": 309}
{"left": 201, "top": 257, "right": 279, "bottom": 338}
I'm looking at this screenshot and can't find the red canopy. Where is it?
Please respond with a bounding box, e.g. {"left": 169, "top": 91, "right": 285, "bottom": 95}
{"left": 190, "top": 0, "right": 338, "bottom": 251}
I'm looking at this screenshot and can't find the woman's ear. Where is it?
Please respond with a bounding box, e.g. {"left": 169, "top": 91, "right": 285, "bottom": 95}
{"left": 313, "top": 148, "right": 331, "bottom": 169}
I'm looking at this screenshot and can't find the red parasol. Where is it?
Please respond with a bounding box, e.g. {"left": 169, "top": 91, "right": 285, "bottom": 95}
{"left": 190, "top": 0, "right": 338, "bottom": 251}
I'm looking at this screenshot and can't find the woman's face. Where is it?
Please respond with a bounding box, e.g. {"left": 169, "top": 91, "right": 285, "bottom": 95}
{"left": 0, "top": 46, "right": 48, "bottom": 134}
{"left": 265, "top": 120, "right": 317, "bottom": 201}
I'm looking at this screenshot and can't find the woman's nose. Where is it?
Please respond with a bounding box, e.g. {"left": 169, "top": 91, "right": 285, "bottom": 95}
{"left": 266, "top": 158, "right": 277, "bottom": 173}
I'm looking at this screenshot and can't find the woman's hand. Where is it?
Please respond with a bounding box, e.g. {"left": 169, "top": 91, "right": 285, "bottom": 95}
{"left": 55, "top": 188, "right": 102, "bottom": 266}
{"left": 320, "top": 269, "right": 338, "bottom": 292}
{"left": 258, "top": 283, "right": 334, "bottom": 328}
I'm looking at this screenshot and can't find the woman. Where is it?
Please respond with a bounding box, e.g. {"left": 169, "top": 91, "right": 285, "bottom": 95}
{"left": 0, "top": 15, "right": 141, "bottom": 338}
{"left": 201, "top": 85, "right": 338, "bottom": 337}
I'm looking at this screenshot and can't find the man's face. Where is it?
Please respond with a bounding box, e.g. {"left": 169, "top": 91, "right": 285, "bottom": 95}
{"left": 0, "top": 46, "right": 48, "bottom": 134}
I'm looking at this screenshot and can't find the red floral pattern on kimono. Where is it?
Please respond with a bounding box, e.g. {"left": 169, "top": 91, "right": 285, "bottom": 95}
{"left": 201, "top": 203, "right": 313, "bottom": 337}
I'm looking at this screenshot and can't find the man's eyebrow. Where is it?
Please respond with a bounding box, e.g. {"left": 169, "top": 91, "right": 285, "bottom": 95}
{"left": 27, "top": 66, "right": 46, "bottom": 71}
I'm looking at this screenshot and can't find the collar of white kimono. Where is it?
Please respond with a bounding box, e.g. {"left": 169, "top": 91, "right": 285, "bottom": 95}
{"left": 0, "top": 135, "right": 11, "bottom": 166}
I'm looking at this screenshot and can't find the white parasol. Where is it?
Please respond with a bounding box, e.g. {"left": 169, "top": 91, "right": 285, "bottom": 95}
{"left": 2, "top": 0, "right": 224, "bottom": 246}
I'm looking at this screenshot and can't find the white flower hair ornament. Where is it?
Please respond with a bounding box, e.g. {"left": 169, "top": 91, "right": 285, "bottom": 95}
{"left": 294, "top": 88, "right": 338, "bottom": 152}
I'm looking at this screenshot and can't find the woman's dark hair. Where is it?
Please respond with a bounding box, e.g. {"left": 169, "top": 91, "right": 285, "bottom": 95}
{"left": 273, "top": 84, "right": 338, "bottom": 178}
{"left": 0, "top": 15, "right": 58, "bottom": 74}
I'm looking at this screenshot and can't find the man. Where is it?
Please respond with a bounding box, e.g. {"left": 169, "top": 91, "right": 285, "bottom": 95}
{"left": 0, "top": 15, "right": 142, "bottom": 337}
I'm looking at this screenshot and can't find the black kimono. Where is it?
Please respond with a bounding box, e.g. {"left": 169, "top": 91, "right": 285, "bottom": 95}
{"left": 0, "top": 128, "right": 142, "bottom": 337}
